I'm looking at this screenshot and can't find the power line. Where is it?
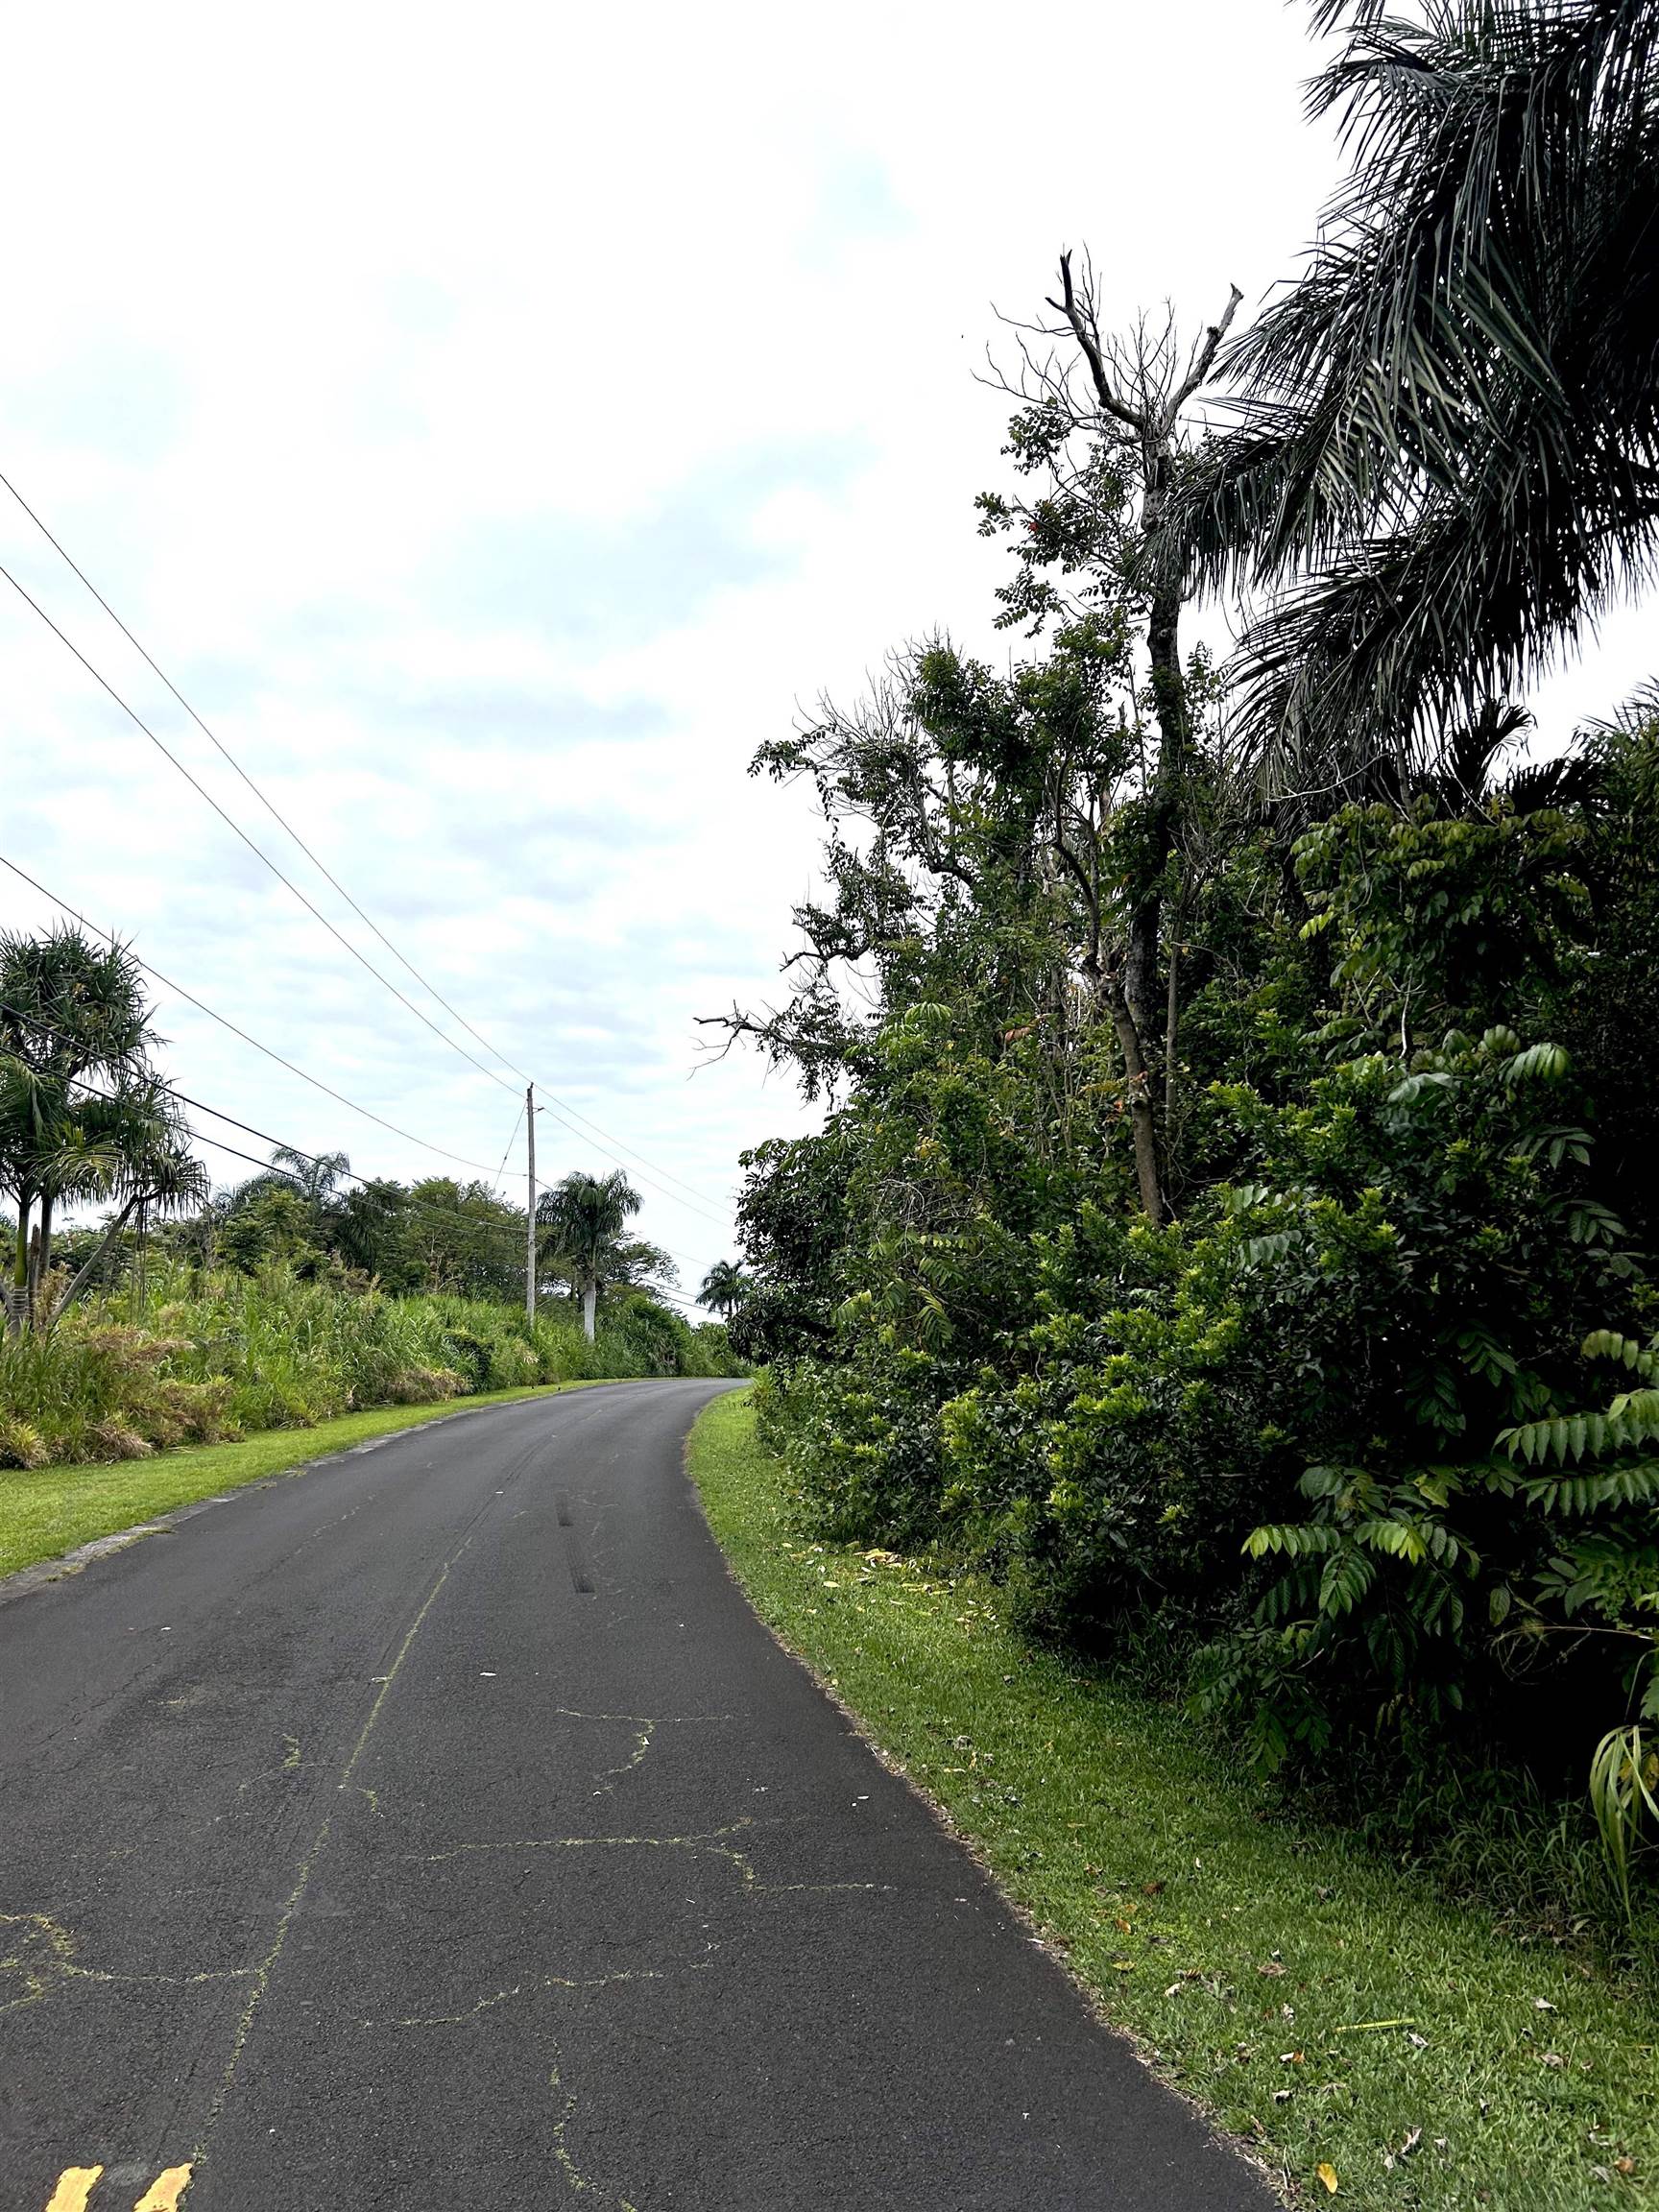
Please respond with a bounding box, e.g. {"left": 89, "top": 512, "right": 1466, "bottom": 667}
{"left": 0, "top": 959, "right": 719, "bottom": 1292}
{"left": 154, "top": 1124, "right": 704, "bottom": 1310}
{"left": 0, "top": 469, "right": 532, "bottom": 1080}
{"left": 0, "top": 470, "right": 736, "bottom": 1223}
{"left": 0, "top": 1019, "right": 530, "bottom": 1254}
{"left": 492, "top": 1096, "right": 525, "bottom": 1198}
{"left": 185, "top": 1128, "right": 527, "bottom": 1253}
{"left": 0, "top": 554, "right": 520, "bottom": 1100}
{"left": 6, "top": 830, "right": 730, "bottom": 1230}
{"left": 0, "top": 854, "right": 523, "bottom": 1181}
{"left": 5, "top": 998, "right": 713, "bottom": 1294}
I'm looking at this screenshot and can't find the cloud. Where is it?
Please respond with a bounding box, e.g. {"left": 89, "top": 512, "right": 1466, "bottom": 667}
{"left": 433, "top": 438, "right": 871, "bottom": 647}
{"left": 8, "top": 344, "right": 185, "bottom": 466}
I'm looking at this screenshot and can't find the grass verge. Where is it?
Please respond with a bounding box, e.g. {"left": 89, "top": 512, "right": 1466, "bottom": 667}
{"left": 0, "top": 1379, "right": 633, "bottom": 1580}
{"left": 688, "top": 1388, "right": 1659, "bottom": 2212}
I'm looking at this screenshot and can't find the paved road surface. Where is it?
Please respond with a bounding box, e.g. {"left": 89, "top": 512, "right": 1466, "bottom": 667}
{"left": 1, "top": 1381, "right": 1273, "bottom": 2210}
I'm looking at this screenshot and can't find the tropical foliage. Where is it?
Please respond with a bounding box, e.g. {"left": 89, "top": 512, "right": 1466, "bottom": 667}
{"left": 724, "top": 0, "right": 1659, "bottom": 1914}
{"left": 0, "top": 1255, "right": 733, "bottom": 1472}
{"left": 535, "top": 1168, "right": 669, "bottom": 1341}
{"left": 698, "top": 1259, "right": 752, "bottom": 1319}
{"left": 0, "top": 940, "right": 738, "bottom": 1462}
{"left": 0, "top": 926, "right": 205, "bottom": 1334}
{"left": 1169, "top": 0, "right": 1659, "bottom": 787}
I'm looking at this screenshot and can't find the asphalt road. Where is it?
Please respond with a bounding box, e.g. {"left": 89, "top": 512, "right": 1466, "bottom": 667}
{"left": 1, "top": 1380, "right": 1273, "bottom": 2211}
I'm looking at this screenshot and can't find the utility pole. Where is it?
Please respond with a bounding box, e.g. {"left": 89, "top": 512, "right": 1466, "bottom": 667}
{"left": 525, "top": 1082, "right": 537, "bottom": 1326}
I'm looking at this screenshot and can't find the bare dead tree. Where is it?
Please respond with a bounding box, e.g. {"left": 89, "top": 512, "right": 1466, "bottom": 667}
{"left": 984, "top": 251, "right": 1240, "bottom": 1223}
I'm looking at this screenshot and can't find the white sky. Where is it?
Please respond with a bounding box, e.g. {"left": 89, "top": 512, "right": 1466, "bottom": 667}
{"left": 3, "top": 1, "right": 1652, "bottom": 1302}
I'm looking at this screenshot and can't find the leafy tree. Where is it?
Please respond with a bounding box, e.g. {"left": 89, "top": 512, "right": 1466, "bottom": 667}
{"left": 400, "top": 1178, "right": 523, "bottom": 1301}
{"left": 328, "top": 1176, "right": 414, "bottom": 1283}
{"left": 976, "top": 260, "right": 1242, "bottom": 1216}
{"left": 269, "top": 1145, "right": 349, "bottom": 1210}
{"left": 215, "top": 1183, "right": 325, "bottom": 1275}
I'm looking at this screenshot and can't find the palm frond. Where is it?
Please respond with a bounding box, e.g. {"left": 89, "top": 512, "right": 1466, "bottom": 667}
{"left": 1166, "top": 0, "right": 1659, "bottom": 784}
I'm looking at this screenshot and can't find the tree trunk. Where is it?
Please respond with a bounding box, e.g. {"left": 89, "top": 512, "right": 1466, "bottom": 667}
{"left": 1164, "top": 918, "right": 1182, "bottom": 1132}
{"left": 32, "top": 1190, "right": 55, "bottom": 1330}
{"left": 53, "top": 1197, "right": 139, "bottom": 1328}
{"left": 1126, "top": 563, "right": 1188, "bottom": 1041}
{"left": 582, "top": 1279, "right": 597, "bottom": 1343}
{"left": 8, "top": 1197, "right": 29, "bottom": 1340}
{"left": 1101, "top": 974, "right": 1164, "bottom": 1227}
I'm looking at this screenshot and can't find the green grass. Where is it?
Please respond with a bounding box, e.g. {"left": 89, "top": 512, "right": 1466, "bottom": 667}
{"left": 688, "top": 1390, "right": 1659, "bottom": 2212}
{"left": 0, "top": 1379, "right": 633, "bottom": 1579}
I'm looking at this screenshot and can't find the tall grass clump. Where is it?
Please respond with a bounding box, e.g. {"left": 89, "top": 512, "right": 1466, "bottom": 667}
{"left": 0, "top": 1259, "right": 738, "bottom": 1467}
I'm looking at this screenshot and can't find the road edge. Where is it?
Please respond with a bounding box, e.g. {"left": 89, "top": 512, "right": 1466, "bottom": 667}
{"left": 681, "top": 1388, "right": 1290, "bottom": 2206}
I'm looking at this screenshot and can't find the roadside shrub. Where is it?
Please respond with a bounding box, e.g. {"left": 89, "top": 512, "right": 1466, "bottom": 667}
{"left": 0, "top": 1416, "right": 49, "bottom": 1470}
{"left": 86, "top": 1418, "right": 152, "bottom": 1461}
{"left": 0, "top": 1259, "right": 743, "bottom": 1467}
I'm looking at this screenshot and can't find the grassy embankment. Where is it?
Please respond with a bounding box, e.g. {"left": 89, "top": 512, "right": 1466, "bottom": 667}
{"left": 0, "top": 1379, "right": 634, "bottom": 1579}
{"left": 688, "top": 1388, "right": 1659, "bottom": 2212}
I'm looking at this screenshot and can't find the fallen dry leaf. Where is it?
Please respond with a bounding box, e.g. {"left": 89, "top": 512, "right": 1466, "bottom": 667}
{"left": 1259, "top": 1960, "right": 1286, "bottom": 1978}
{"left": 1315, "top": 2162, "right": 1339, "bottom": 2194}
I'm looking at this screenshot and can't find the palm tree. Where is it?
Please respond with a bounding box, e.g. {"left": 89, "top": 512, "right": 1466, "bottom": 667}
{"left": 698, "top": 1259, "right": 750, "bottom": 1320}
{"left": 268, "top": 1145, "right": 349, "bottom": 1208}
{"left": 0, "top": 926, "right": 154, "bottom": 1331}
{"left": 1169, "top": 0, "right": 1659, "bottom": 790}
{"left": 47, "top": 1075, "right": 210, "bottom": 1321}
{"left": 536, "top": 1169, "right": 641, "bottom": 1341}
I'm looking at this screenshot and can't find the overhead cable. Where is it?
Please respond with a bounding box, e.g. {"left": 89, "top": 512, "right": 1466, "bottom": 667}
{"left": 0, "top": 854, "right": 522, "bottom": 1180}
{"left": 0, "top": 469, "right": 735, "bottom": 1223}
{"left": 0, "top": 554, "right": 519, "bottom": 1097}
{"left": 7, "top": 1001, "right": 712, "bottom": 1287}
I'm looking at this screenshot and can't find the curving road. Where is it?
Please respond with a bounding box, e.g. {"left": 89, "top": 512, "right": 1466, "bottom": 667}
{"left": 0, "top": 1380, "right": 1272, "bottom": 2210}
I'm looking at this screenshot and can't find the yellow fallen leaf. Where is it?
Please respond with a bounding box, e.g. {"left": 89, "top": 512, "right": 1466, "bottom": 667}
{"left": 1315, "top": 2163, "right": 1338, "bottom": 2195}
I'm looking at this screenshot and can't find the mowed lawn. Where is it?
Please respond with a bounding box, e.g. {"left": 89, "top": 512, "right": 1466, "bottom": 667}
{"left": 0, "top": 1379, "right": 629, "bottom": 1580}
{"left": 688, "top": 1389, "right": 1659, "bottom": 2212}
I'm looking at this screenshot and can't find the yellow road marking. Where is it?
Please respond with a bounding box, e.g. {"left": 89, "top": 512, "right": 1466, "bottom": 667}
{"left": 44, "top": 2173, "right": 102, "bottom": 2212}
{"left": 134, "top": 2169, "right": 193, "bottom": 2211}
